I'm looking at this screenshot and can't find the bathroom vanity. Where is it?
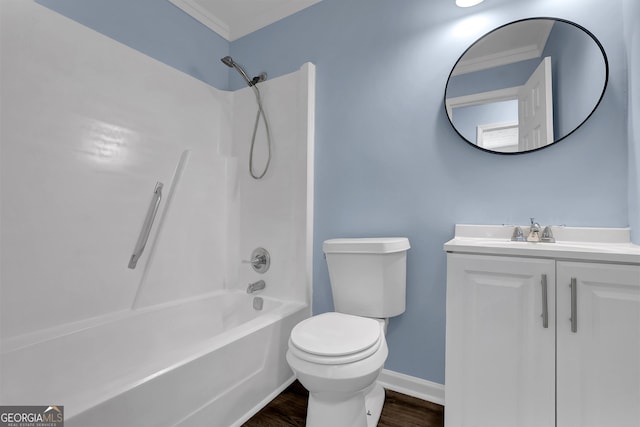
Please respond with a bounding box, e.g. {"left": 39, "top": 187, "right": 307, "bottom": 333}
{"left": 444, "top": 225, "right": 640, "bottom": 427}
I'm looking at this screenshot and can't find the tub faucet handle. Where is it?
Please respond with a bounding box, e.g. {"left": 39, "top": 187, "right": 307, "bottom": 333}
{"left": 243, "top": 254, "right": 266, "bottom": 265}
{"left": 242, "top": 247, "right": 270, "bottom": 273}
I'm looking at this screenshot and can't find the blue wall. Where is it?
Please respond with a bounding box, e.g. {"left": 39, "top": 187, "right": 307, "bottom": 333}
{"left": 33, "top": 0, "right": 633, "bottom": 385}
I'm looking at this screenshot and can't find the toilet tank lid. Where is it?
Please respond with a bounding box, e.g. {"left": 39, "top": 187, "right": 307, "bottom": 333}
{"left": 323, "top": 237, "right": 410, "bottom": 254}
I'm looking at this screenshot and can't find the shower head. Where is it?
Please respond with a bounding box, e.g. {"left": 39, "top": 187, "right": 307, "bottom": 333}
{"left": 220, "top": 56, "right": 266, "bottom": 87}
{"left": 221, "top": 56, "right": 235, "bottom": 68}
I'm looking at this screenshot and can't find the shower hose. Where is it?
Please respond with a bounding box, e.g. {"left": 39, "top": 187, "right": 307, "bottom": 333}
{"left": 249, "top": 85, "right": 272, "bottom": 180}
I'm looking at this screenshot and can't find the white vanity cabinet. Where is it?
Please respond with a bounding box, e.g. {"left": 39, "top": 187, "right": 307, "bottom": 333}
{"left": 445, "top": 254, "right": 556, "bottom": 427}
{"left": 444, "top": 225, "right": 640, "bottom": 427}
{"left": 555, "top": 261, "right": 640, "bottom": 427}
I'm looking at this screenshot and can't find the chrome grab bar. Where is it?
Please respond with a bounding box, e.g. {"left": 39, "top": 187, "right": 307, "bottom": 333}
{"left": 128, "top": 182, "right": 163, "bottom": 269}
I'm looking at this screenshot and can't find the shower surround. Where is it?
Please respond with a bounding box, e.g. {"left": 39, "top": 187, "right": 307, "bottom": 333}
{"left": 0, "top": 1, "right": 314, "bottom": 425}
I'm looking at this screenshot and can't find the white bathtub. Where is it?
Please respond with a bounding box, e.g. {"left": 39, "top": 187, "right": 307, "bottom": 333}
{"left": 0, "top": 290, "right": 308, "bottom": 426}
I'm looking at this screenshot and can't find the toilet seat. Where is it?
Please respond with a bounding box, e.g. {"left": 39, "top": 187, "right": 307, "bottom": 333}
{"left": 289, "top": 312, "right": 382, "bottom": 365}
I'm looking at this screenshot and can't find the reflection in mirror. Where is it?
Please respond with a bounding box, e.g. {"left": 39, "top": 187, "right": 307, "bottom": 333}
{"left": 445, "top": 18, "right": 608, "bottom": 154}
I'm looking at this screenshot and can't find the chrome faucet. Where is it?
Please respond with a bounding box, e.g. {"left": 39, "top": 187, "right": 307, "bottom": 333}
{"left": 513, "top": 219, "right": 556, "bottom": 243}
{"left": 247, "top": 280, "right": 266, "bottom": 294}
{"left": 527, "top": 218, "right": 541, "bottom": 242}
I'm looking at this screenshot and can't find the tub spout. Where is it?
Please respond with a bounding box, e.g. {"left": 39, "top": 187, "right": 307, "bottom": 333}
{"left": 247, "top": 280, "right": 266, "bottom": 294}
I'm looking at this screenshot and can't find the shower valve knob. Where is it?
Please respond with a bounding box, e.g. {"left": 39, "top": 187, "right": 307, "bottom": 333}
{"left": 242, "top": 247, "right": 270, "bottom": 274}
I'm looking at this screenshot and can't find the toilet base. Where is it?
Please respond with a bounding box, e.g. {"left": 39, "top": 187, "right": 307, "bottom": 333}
{"left": 364, "top": 382, "right": 385, "bottom": 427}
{"left": 305, "top": 382, "right": 385, "bottom": 427}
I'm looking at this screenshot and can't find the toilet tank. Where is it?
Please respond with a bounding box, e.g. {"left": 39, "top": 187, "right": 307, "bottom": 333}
{"left": 323, "top": 237, "right": 410, "bottom": 318}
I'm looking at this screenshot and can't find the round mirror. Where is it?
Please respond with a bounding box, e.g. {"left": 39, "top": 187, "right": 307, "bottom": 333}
{"left": 444, "top": 18, "right": 608, "bottom": 154}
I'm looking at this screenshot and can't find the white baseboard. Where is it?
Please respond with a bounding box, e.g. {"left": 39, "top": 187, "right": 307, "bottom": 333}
{"left": 377, "top": 369, "right": 445, "bottom": 406}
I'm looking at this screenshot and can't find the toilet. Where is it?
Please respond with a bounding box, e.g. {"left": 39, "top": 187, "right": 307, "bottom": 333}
{"left": 286, "top": 237, "right": 410, "bottom": 427}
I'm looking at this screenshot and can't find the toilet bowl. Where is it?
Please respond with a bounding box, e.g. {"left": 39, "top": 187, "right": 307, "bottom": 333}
{"left": 286, "top": 312, "right": 388, "bottom": 427}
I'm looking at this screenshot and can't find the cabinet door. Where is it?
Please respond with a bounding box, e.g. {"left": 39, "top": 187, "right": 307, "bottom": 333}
{"left": 445, "top": 254, "right": 556, "bottom": 427}
{"left": 557, "top": 262, "right": 640, "bottom": 427}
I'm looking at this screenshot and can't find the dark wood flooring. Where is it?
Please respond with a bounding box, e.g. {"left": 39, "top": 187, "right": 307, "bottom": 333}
{"left": 242, "top": 380, "right": 444, "bottom": 427}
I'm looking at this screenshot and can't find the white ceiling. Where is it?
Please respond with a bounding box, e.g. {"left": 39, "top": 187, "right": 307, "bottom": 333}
{"left": 169, "top": 0, "right": 323, "bottom": 41}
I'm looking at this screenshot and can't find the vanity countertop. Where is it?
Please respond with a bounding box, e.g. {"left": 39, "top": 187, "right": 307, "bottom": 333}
{"left": 444, "top": 224, "right": 640, "bottom": 264}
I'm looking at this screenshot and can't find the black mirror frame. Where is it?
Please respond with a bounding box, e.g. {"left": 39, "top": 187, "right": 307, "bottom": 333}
{"left": 444, "top": 17, "right": 609, "bottom": 155}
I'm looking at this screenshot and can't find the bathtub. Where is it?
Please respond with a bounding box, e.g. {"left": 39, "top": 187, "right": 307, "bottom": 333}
{"left": 0, "top": 290, "right": 309, "bottom": 426}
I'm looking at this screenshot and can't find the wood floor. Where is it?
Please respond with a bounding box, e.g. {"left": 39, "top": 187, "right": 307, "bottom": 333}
{"left": 242, "top": 381, "right": 444, "bottom": 427}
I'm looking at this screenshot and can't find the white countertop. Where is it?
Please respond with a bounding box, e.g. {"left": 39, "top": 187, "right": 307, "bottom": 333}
{"left": 444, "top": 224, "right": 640, "bottom": 264}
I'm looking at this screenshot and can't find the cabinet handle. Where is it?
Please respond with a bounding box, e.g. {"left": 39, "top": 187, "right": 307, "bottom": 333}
{"left": 569, "top": 277, "right": 578, "bottom": 333}
{"left": 541, "top": 274, "right": 549, "bottom": 328}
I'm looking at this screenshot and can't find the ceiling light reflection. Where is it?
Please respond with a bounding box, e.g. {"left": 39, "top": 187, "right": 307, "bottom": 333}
{"left": 81, "top": 119, "right": 137, "bottom": 166}
{"left": 456, "top": 0, "right": 484, "bottom": 7}
{"left": 451, "top": 14, "right": 489, "bottom": 38}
